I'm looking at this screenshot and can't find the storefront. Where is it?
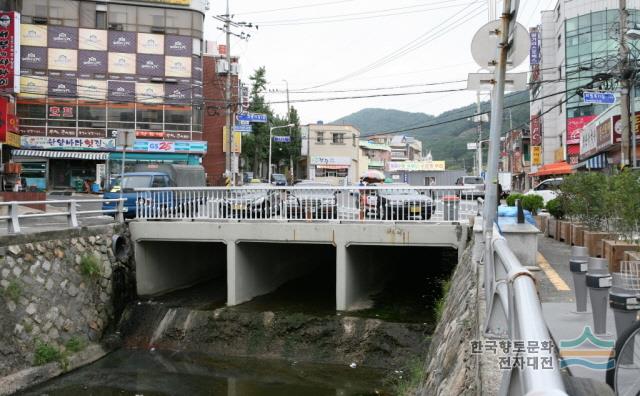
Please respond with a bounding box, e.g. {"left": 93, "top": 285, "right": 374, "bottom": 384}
{"left": 12, "top": 137, "right": 206, "bottom": 191}
{"left": 309, "top": 156, "right": 355, "bottom": 185}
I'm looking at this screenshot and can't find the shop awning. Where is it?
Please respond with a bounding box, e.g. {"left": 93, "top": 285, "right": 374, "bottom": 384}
{"left": 573, "top": 153, "right": 607, "bottom": 170}
{"left": 528, "top": 161, "right": 575, "bottom": 177}
{"left": 12, "top": 149, "right": 110, "bottom": 160}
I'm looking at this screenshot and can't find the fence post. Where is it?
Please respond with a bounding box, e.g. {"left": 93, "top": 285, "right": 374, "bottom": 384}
{"left": 116, "top": 199, "right": 125, "bottom": 223}
{"left": 8, "top": 202, "right": 20, "bottom": 234}
{"left": 67, "top": 200, "right": 79, "bottom": 228}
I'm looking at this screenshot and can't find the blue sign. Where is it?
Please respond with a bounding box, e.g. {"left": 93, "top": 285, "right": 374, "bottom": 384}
{"left": 233, "top": 124, "right": 252, "bottom": 132}
{"left": 583, "top": 91, "right": 616, "bottom": 105}
{"left": 237, "top": 112, "right": 268, "bottom": 123}
{"left": 529, "top": 31, "right": 540, "bottom": 65}
{"left": 272, "top": 136, "right": 291, "bottom": 143}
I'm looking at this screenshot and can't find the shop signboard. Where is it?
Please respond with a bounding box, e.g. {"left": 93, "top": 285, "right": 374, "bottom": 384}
{"left": 612, "top": 114, "right": 640, "bottom": 143}
{"left": 79, "top": 28, "right": 107, "bottom": 51}
{"left": 530, "top": 114, "right": 541, "bottom": 146}
{"left": 77, "top": 79, "right": 107, "bottom": 100}
{"left": 579, "top": 121, "right": 597, "bottom": 159}
{"left": 108, "top": 31, "right": 136, "bottom": 53}
{"left": 128, "top": 139, "right": 206, "bottom": 154}
{"left": 5, "top": 132, "right": 20, "bottom": 147}
{"left": 0, "top": 96, "right": 10, "bottom": 141}
{"left": 165, "top": 82, "right": 191, "bottom": 103}
{"left": 567, "top": 115, "right": 597, "bottom": 145}
{"left": 310, "top": 156, "right": 351, "bottom": 166}
{"left": 146, "top": 141, "right": 175, "bottom": 152}
{"left": 108, "top": 52, "right": 136, "bottom": 74}
{"left": 222, "top": 127, "right": 242, "bottom": 153}
{"left": 0, "top": 12, "right": 19, "bottom": 94}
{"left": 165, "top": 35, "right": 191, "bottom": 56}
{"left": 21, "top": 136, "right": 116, "bottom": 150}
{"left": 20, "top": 46, "right": 47, "bottom": 71}
{"left": 387, "top": 160, "right": 446, "bottom": 172}
{"left": 108, "top": 80, "right": 135, "bottom": 101}
{"left": 78, "top": 50, "right": 107, "bottom": 74}
{"left": 137, "top": 54, "right": 164, "bottom": 77}
{"left": 20, "top": 24, "right": 46, "bottom": 47}
{"left": 19, "top": 126, "right": 46, "bottom": 136}
{"left": 19, "top": 75, "right": 47, "bottom": 98}
{"left": 48, "top": 104, "right": 74, "bottom": 118}
{"left": 138, "top": 33, "right": 164, "bottom": 55}
{"left": 78, "top": 128, "right": 106, "bottom": 138}
{"left": 531, "top": 146, "right": 542, "bottom": 165}
{"left": 47, "top": 127, "right": 77, "bottom": 137}
{"left": 165, "top": 131, "right": 190, "bottom": 140}
{"left": 596, "top": 117, "right": 613, "bottom": 150}
{"left": 165, "top": 56, "right": 191, "bottom": 78}
{"left": 48, "top": 26, "right": 78, "bottom": 49}
{"left": 48, "top": 48, "right": 77, "bottom": 71}
{"left": 48, "top": 77, "right": 76, "bottom": 97}
{"left": 529, "top": 31, "right": 540, "bottom": 65}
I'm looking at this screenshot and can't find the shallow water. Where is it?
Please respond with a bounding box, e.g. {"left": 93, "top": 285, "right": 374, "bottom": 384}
{"left": 20, "top": 349, "right": 394, "bottom": 396}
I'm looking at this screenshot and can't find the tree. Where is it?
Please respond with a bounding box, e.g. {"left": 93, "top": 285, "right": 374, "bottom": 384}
{"left": 240, "top": 67, "right": 274, "bottom": 175}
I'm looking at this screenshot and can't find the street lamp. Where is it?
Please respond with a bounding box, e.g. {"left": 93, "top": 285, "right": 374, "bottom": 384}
{"left": 268, "top": 123, "right": 295, "bottom": 182}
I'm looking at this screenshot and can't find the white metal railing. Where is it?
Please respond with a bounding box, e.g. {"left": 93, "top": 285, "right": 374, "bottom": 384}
{"left": 484, "top": 224, "right": 567, "bottom": 395}
{"left": 0, "top": 198, "right": 126, "bottom": 234}
{"left": 133, "top": 185, "right": 482, "bottom": 222}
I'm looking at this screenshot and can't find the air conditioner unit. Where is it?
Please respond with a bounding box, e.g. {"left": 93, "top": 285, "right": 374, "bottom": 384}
{"left": 216, "top": 59, "right": 229, "bottom": 74}
{"left": 108, "top": 23, "right": 123, "bottom": 31}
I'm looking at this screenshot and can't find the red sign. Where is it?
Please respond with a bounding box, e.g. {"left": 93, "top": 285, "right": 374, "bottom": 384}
{"left": 530, "top": 114, "right": 541, "bottom": 146}
{"left": 0, "top": 12, "right": 18, "bottom": 94}
{"left": 136, "top": 130, "right": 165, "bottom": 138}
{"left": 567, "top": 115, "right": 597, "bottom": 145}
{"left": 0, "top": 96, "right": 9, "bottom": 141}
{"left": 48, "top": 105, "right": 74, "bottom": 118}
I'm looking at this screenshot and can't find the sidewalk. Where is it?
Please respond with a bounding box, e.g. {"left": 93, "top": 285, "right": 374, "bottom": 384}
{"left": 537, "top": 236, "right": 617, "bottom": 386}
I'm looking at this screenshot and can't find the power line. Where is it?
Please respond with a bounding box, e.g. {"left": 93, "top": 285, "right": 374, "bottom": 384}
{"left": 233, "top": 0, "right": 355, "bottom": 16}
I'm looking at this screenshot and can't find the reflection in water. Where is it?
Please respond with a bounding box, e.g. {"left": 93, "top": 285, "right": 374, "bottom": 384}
{"left": 20, "top": 349, "right": 392, "bottom": 396}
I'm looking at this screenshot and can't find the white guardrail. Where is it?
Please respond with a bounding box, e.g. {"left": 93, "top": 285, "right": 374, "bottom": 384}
{"left": 132, "top": 185, "right": 483, "bottom": 222}
{"left": 484, "top": 224, "right": 567, "bottom": 396}
{"left": 0, "top": 198, "right": 126, "bottom": 234}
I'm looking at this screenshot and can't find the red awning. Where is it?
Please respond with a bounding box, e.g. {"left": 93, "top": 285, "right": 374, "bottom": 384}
{"left": 528, "top": 161, "right": 575, "bottom": 177}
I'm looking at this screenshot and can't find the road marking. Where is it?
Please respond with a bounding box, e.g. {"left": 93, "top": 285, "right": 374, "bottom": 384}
{"left": 537, "top": 252, "right": 571, "bottom": 291}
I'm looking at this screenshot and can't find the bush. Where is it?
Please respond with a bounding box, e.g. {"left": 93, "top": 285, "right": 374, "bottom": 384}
{"left": 80, "top": 254, "right": 102, "bottom": 279}
{"left": 546, "top": 198, "right": 564, "bottom": 220}
{"left": 65, "top": 337, "right": 85, "bottom": 353}
{"left": 522, "top": 194, "right": 544, "bottom": 215}
{"left": 34, "top": 341, "right": 62, "bottom": 366}
{"left": 506, "top": 193, "right": 525, "bottom": 207}
{"left": 608, "top": 169, "right": 640, "bottom": 241}
{"left": 559, "top": 172, "right": 610, "bottom": 230}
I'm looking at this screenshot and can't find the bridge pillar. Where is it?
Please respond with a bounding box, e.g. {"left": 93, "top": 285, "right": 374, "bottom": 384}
{"left": 336, "top": 243, "right": 387, "bottom": 311}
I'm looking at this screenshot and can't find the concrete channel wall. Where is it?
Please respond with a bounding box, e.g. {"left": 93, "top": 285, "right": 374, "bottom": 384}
{"left": 129, "top": 221, "right": 468, "bottom": 310}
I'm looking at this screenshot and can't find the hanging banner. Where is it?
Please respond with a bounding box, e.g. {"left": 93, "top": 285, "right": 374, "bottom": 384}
{"left": 531, "top": 146, "right": 542, "bottom": 165}
{"left": 0, "top": 11, "right": 19, "bottom": 93}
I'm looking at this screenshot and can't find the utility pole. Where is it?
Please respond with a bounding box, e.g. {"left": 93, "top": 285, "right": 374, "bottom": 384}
{"left": 476, "top": 91, "right": 482, "bottom": 175}
{"left": 620, "top": 0, "right": 631, "bottom": 166}
{"left": 483, "top": 0, "right": 514, "bottom": 234}
{"left": 283, "top": 79, "right": 290, "bottom": 121}
{"left": 224, "top": 0, "right": 233, "bottom": 183}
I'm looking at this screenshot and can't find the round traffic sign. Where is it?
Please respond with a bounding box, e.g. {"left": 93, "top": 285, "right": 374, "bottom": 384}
{"left": 471, "top": 19, "right": 529, "bottom": 71}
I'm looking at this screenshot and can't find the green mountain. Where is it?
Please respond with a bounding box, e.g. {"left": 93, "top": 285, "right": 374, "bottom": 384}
{"left": 332, "top": 90, "right": 530, "bottom": 170}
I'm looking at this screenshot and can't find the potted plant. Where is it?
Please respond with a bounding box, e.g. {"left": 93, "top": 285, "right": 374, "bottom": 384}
{"left": 601, "top": 170, "right": 640, "bottom": 272}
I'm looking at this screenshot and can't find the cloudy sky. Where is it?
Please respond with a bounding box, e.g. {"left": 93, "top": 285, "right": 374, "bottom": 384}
{"left": 204, "top": 0, "right": 557, "bottom": 125}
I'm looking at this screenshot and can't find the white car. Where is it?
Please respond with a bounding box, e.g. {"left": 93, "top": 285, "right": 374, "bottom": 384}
{"left": 525, "top": 178, "right": 563, "bottom": 205}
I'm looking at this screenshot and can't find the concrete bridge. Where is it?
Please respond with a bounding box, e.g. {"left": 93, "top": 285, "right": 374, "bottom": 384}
{"left": 129, "top": 221, "right": 469, "bottom": 311}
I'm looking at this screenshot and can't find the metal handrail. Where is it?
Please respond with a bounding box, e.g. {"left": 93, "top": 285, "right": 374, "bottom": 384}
{"left": 131, "top": 185, "right": 481, "bottom": 222}
{"left": 485, "top": 224, "right": 567, "bottom": 395}
{"left": 0, "top": 198, "right": 126, "bottom": 233}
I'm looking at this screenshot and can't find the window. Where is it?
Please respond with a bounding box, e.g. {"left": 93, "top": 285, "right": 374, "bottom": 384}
{"left": 166, "top": 105, "right": 191, "bottom": 131}
{"left": 316, "top": 131, "right": 324, "bottom": 144}
{"left": 108, "top": 4, "right": 136, "bottom": 31}
{"left": 96, "top": 11, "right": 107, "bottom": 30}
{"left": 78, "top": 105, "right": 106, "bottom": 128}
{"left": 79, "top": 1, "right": 95, "bottom": 28}
{"left": 165, "top": 9, "right": 191, "bottom": 35}
{"left": 316, "top": 167, "right": 348, "bottom": 177}
{"left": 192, "top": 107, "right": 202, "bottom": 132}
{"left": 136, "top": 105, "right": 163, "bottom": 130}
{"left": 138, "top": 7, "right": 165, "bottom": 32}
{"left": 151, "top": 176, "right": 168, "bottom": 188}
{"left": 21, "top": 0, "right": 78, "bottom": 26}
{"left": 332, "top": 133, "right": 344, "bottom": 144}
{"left": 17, "top": 103, "right": 46, "bottom": 119}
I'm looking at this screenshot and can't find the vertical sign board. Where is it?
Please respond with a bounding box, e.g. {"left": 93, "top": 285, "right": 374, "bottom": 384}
{"left": 530, "top": 114, "right": 541, "bottom": 146}
{"left": 222, "top": 126, "right": 241, "bottom": 153}
{"left": 531, "top": 146, "right": 542, "bottom": 165}
{"left": 0, "top": 95, "right": 9, "bottom": 142}
{"left": 529, "top": 30, "right": 540, "bottom": 65}
{"left": 0, "top": 12, "right": 19, "bottom": 94}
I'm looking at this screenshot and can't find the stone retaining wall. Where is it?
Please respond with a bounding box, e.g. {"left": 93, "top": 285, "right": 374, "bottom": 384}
{"left": 0, "top": 225, "right": 127, "bottom": 378}
{"left": 418, "top": 243, "right": 480, "bottom": 395}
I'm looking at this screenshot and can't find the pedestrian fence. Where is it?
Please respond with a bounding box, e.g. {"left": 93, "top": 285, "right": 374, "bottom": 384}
{"left": 133, "top": 185, "right": 482, "bottom": 222}
{"left": 0, "top": 198, "right": 126, "bottom": 234}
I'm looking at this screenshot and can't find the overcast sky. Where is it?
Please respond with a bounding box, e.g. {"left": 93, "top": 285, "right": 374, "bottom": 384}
{"left": 204, "top": 0, "right": 557, "bottom": 126}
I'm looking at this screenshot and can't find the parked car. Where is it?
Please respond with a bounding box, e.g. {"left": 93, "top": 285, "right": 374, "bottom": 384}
{"left": 102, "top": 164, "right": 206, "bottom": 218}
{"left": 525, "top": 177, "right": 563, "bottom": 205}
{"left": 455, "top": 176, "right": 485, "bottom": 199}
{"left": 271, "top": 173, "right": 288, "bottom": 186}
{"left": 364, "top": 183, "right": 434, "bottom": 220}
{"left": 220, "top": 184, "right": 281, "bottom": 219}
{"left": 283, "top": 181, "right": 338, "bottom": 219}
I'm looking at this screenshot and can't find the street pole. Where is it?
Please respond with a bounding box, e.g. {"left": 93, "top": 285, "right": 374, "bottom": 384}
{"left": 620, "top": 0, "right": 631, "bottom": 167}
{"left": 483, "top": 0, "right": 512, "bottom": 234}
{"left": 224, "top": 0, "right": 233, "bottom": 183}
{"left": 476, "top": 91, "right": 482, "bottom": 175}
{"left": 283, "top": 79, "right": 290, "bottom": 121}
{"left": 633, "top": 78, "right": 638, "bottom": 167}
{"left": 268, "top": 124, "right": 295, "bottom": 183}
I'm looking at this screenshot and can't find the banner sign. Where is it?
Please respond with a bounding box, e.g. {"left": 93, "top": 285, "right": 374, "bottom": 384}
{"left": 0, "top": 12, "right": 19, "bottom": 93}
{"left": 48, "top": 104, "right": 74, "bottom": 118}
{"left": 310, "top": 156, "right": 351, "bottom": 166}
{"left": 21, "top": 136, "right": 116, "bottom": 150}
{"left": 146, "top": 141, "right": 175, "bottom": 152}
{"left": 567, "top": 115, "right": 597, "bottom": 145}
{"left": 222, "top": 127, "right": 242, "bottom": 153}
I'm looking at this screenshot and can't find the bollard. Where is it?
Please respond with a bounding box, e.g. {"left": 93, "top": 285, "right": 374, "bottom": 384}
{"left": 569, "top": 246, "right": 590, "bottom": 313}
{"left": 610, "top": 271, "right": 640, "bottom": 365}
{"left": 586, "top": 257, "right": 612, "bottom": 335}
{"left": 442, "top": 195, "right": 460, "bottom": 221}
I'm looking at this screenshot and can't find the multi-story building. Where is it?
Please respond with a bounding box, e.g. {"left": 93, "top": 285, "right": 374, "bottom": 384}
{"left": 358, "top": 140, "right": 391, "bottom": 171}
{"left": 501, "top": 128, "right": 531, "bottom": 191}
{"left": 530, "top": 1, "right": 640, "bottom": 171}
{"left": 202, "top": 42, "right": 240, "bottom": 186}
{"left": 6, "top": 0, "right": 208, "bottom": 190}
{"left": 300, "top": 123, "right": 360, "bottom": 185}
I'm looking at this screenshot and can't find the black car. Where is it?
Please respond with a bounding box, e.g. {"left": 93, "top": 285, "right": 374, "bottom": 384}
{"left": 220, "top": 184, "right": 281, "bottom": 219}
{"left": 283, "top": 181, "right": 338, "bottom": 219}
{"left": 364, "top": 184, "right": 434, "bottom": 220}
{"left": 271, "top": 173, "right": 288, "bottom": 186}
